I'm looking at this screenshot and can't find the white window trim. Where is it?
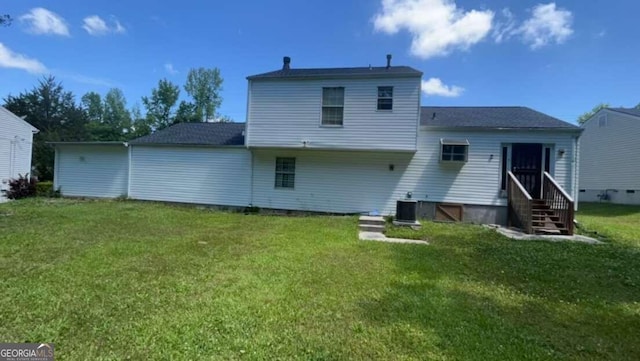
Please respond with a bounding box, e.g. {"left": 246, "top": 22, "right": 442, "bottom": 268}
{"left": 320, "top": 87, "right": 345, "bottom": 127}
{"left": 275, "top": 157, "right": 296, "bottom": 189}
{"left": 598, "top": 114, "right": 608, "bottom": 127}
{"left": 377, "top": 86, "right": 393, "bottom": 111}
{"left": 440, "top": 138, "right": 469, "bottom": 163}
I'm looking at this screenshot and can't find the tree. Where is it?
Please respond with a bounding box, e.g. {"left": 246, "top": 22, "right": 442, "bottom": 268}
{"left": 142, "top": 79, "right": 180, "bottom": 130}
{"left": 101, "top": 88, "right": 131, "bottom": 139}
{"left": 129, "top": 103, "right": 153, "bottom": 139}
{"left": 0, "top": 14, "right": 11, "bottom": 26}
{"left": 81, "top": 91, "right": 103, "bottom": 123}
{"left": 3, "top": 76, "right": 89, "bottom": 180}
{"left": 184, "top": 67, "right": 223, "bottom": 122}
{"left": 173, "top": 101, "right": 200, "bottom": 124}
{"left": 577, "top": 103, "right": 609, "bottom": 125}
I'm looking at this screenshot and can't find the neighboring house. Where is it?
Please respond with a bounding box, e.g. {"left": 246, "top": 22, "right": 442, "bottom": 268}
{"left": 0, "top": 107, "right": 39, "bottom": 201}
{"left": 53, "top": 56, "right": 582, "bottom": 234}
{"left": 579, "top": 107, "right": 640, "bottom": 204}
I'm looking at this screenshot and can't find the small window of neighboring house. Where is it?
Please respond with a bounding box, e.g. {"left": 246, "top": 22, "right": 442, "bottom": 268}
{"left": 275, "top": 157, "right": 295, "bottom": 188}
{"left": 598, "top": 114, "right": 608, "bottom": 127}
{"left": 377, "top": 86, "right": 393, "bottom": 110}
{"left": 440, "top": 139, "right": 469, "bottom": 162}
{"left": 322, "top": 87, "right": 344, "bottom": 126}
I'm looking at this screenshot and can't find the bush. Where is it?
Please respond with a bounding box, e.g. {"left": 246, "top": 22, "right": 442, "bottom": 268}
{"left": 6, "top": 174, "right": 37, "bottom": 200}
{"left": 36, "top": 181, "right": 53, "bottom": 196}
{"left": 33, "top": 181, "right": 61, "bottom": 198}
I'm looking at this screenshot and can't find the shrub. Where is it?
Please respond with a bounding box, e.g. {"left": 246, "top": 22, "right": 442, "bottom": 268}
{"left": 33, "top": 181, "right": 61, "bottom": 198}
{"left": 6, "top": 174, "right": 37, "bottom": 200}
{"left": 36, "top": 181, "right": 53, "bottom": 196}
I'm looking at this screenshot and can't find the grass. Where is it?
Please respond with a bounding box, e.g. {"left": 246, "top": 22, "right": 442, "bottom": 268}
{"left": 1, "top": 199, "right": 639, "bottom": 360}
{"left": 575, "top": 202, "right": 640, "bottom": 246}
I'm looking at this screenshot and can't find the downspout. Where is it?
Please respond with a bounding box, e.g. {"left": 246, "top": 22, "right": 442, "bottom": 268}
{"left": 573, "top": 133, "right": 581, "bottom": 211}
{"left": 246, "top": 79, "right": 254, "bottom": 206}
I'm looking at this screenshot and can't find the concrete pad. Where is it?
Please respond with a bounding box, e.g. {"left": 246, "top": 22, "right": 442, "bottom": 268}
{"left": 359, "top": 215, "right": 385, "bottom": 222}
{"left": 359, "top": 231, "right": 428, "bottom": 245}
{"left": 491, "top": 225, "right": 602, "bottom": 244}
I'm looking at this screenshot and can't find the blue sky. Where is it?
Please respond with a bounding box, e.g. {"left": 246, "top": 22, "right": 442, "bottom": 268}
{"left": 1, "top": 0, "right": 639, "bottom": 124}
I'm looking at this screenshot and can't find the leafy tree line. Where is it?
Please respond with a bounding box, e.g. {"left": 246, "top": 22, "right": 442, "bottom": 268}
{"left": 3, "top": 68, "right": 227, "bottom": 180}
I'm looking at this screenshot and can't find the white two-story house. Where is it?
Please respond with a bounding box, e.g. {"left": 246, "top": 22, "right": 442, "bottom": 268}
{"left": 579, "top": 107, "right": 640, "bottom": 204}
{"left": 52, "top": 56, "right": 582, "bottom": 233}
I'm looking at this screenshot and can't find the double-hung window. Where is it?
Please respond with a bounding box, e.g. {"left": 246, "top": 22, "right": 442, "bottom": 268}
{"left": 275, "top": 157, "right": 295, "bottom": 188}
{"left": 322, "top": 87, "right": 344, "bottom": 126}
{"left": 377, "top": 86, "right": 393, "bottom": 110}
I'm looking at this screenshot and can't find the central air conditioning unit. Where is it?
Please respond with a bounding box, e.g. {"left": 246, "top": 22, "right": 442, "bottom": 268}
{"left": 395, "top": 193, "right": 420, "bottom": 228}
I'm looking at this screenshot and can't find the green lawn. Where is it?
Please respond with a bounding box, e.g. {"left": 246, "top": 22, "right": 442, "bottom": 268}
{"left": 575, "top": 202, "right": 640, "bottom": 247}
{"left": 1, "top": 199, "right": 639, "bottom": 360}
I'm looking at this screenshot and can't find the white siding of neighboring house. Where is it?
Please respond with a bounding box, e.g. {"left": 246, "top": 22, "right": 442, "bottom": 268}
{"left": 251, "top": 129, "right": 579, "bottom": 215}
{"left": 54, "top": 145, "right": 129, "bottom": 198}
{"left": 0, "top": 107, "right": 37, "bottom": 200}
{"left": 246, "top": 77, "right": 421, "bottom": 152}
{"left": 579, "top": 109, "right": 640, "bottom": 204}
{"left": 129, "top": 146, "right": 251, "bottom": 206}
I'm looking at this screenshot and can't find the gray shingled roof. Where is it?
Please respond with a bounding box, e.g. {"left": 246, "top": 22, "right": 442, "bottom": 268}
{"left": 609, "top": 107, "right": 640, "bottom": 118}
{"left": 421, "top": 106, "right": 580, "bottom": 129}
{"left": 129, "top": 122, "right": 245, "bottom": 146}
{"left": 247, "top": 66, "right": 423, "bottom": 80}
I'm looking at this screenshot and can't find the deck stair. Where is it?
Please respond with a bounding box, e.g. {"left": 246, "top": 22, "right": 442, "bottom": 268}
{"left": 530, "top": 200, "right": 570, "bottom": 235}
{"left": 508, "top": 171, "right": 574, "bottom": 236}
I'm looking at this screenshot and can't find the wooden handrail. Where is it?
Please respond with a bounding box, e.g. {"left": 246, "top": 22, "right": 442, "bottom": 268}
{"left": 542, "top": 172, "right": 574, "bottom": 235}
{"left": 507, "top": 171, "right": 533, "bottom": 234}
{"left": 543, "top": 172, "right": 574, "bottom": 202}
{"left": 508, "top": 172, "right": 533, "bottom": 201}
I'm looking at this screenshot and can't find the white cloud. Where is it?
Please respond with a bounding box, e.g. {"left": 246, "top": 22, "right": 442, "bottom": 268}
{"left": 373, "top": 0, "right": 494, "bottom": 59}
{"left": 493, "top": 8, "right": 517, "bottom": 43}
{"left": 0, "top": 43, "right": 48, "bottom": 74}
{"left": 113, "top": 20, "right": 126, "bottom": 34}
{"left": 519, "top": 3, "right": 573, "bottom": 49}
{"left": 19, "top": 8, "right": 69, "bottom": 36}
{"left": 164, "top": 63, "right": 178, "bottom": 75}
{"left": 82, "top": 15, "right": 126, "bottom": 36}
{"left": 421, "top": 78, "right": 464, "bottom": 97}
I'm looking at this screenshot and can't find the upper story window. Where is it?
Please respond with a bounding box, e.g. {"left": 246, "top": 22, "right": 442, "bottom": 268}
{"left": 322, "top": 87, "right": 344, "bottom": 126}
{"left": 275, "top": 157, "right": 295, "bottom": 188}
{"left": 440, "top": 139, "right": 469, "bottom": 162}
{"left": 598, "top": 114, "right": 608, "bottom": 127}
{"left": 377, "top": 86, "right": 393, "bottom": 110}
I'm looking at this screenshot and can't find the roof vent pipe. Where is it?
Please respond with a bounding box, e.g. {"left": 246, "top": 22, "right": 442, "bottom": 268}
{"left": 386, "top": 54, "right": 392, "bottom": 68}
{"left": 283, "top": 56, "right": 291, "bottom": 70}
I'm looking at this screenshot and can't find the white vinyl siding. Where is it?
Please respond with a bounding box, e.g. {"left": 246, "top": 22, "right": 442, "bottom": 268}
{"left": 251, "top": 129, "right": 578, "bottom": 215}
{"left": 129, "top": 146, "right": 250, "bottom": 206}
{"left": 0, "top": 107, "right": 36, "bottom": 199}
{"left": 579, "top": 109, "right": 640, "bottom": 204}
{"left": 252, "top": 149, "right": 413, "bottom": 214}
{"left": 409, "top": 129, "right": 577, "bottom": 207}
{"left": 54, "top": 145, "right": 129, "bottom": 198}
{"left": 246, "top": 77, "right": 420, "bottom": 151}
